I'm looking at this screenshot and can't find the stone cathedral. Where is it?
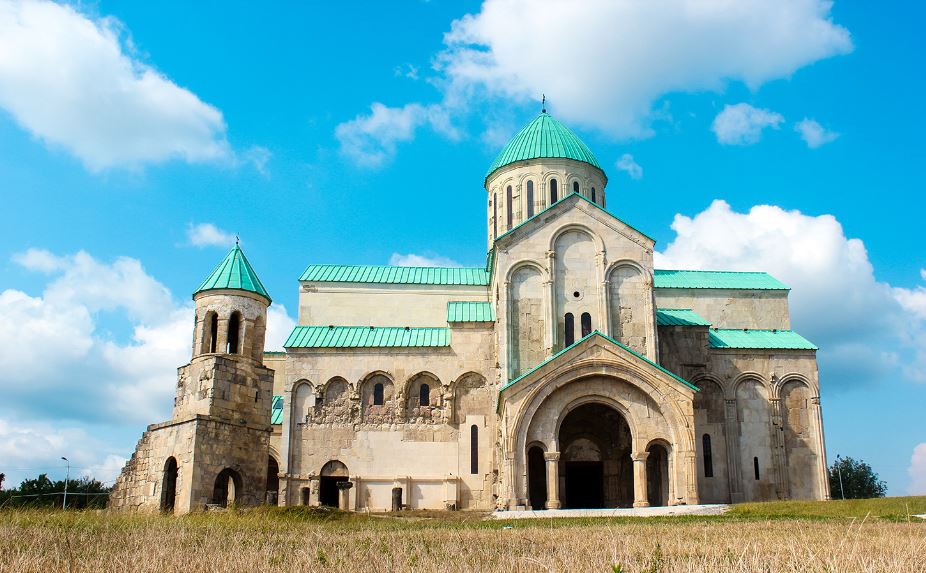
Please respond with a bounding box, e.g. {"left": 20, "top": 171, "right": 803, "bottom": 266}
{"left": 110, "top": 111, "right": 830, "bottom": 514}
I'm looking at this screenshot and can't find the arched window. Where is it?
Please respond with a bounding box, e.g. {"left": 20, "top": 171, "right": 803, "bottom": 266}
{"left": 591, "top": 187, "right": 596, "bottom": 203}
{"left": 702, "top": 434, "right": 714, "bottom": 478}
{"left": 573, "top": 181, "right": 579, "bottom": 195}
{"left": 526, "top": 180, "right": 534, "bottom": 218}
{"left": 564, "top": 313, "right": 575, "bottom": 346}
{"left": 470, "top": 424, "right": 479, "bottom": 474}
{"left": 419, "top": 383, "right": 430, "bottom": 407}
{"left": 206, "top": 312, "right": 218, "bottom": 353}
{"left": 753, "top": 456, "right": 760, "bottom": 480}
{"left": 581, "top": 312, "right": 592, "bottom": 337}
{"left": 373, "top": 383, "right": 384, "bottom": 406}
{"left": 550, "top": 179, "right": 558, "bottom": 203}
{"left": 227, "top": 312, "right": 241, "bottom": 354}
{"left": 506, "top": 185, "right": 513, "bottom": 230}
{"left": 160, "top": 457, "right": 178, "bottom": 513}
{"left": 493, "top": 193, "right": 498, "bottom": 239}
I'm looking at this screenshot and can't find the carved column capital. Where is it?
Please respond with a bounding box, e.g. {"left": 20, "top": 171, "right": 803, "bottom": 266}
{"left": 631, "top": 451, "right": 650, "bottom": 463}
{"left": 543, "top": 451, "right": 561, "bottom": 462}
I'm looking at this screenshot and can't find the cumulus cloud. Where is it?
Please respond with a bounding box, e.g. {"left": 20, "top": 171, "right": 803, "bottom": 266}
{"left": 187, "top": 223, "right": 237, "bottom": 248}
{"left": 616, "top": 154, "right": 643, "bottom": 180}
{"left": 389, "top": 253, "right": 463, "bottom": 267}
{"left": 795, "top": 118, "right": 840, "bottom": 148}
{"left": 0, "top": 0, "right": 231, "bottom": 171}
{"left": 712, "top": 103, "right": 784, "bottom": 145}
{"left": 336, "top": 102, "right": 459, "bottom": 167}
{"left": 908, "top": 443, "right": 926, "bottom": 495}
{"left": 265, "top": 304, "right": 296, "bottom": 351}
{"left": 656, "top": 200, "right": 925, "bottom": 387}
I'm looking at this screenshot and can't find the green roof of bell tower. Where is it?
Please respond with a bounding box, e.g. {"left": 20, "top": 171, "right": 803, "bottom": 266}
{"left": 485, "top": 111, "right": 603, "bottom": 182}
{"left": 193, "top": 244, "right": 271, "bottom": 302}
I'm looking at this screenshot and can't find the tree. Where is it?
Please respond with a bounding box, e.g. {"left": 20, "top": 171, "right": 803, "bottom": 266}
{"left": 829, "top": 456, "right": 887, "bottom": 499}
{"left": 2, "top": 473, "right": 112, "bottom": 509}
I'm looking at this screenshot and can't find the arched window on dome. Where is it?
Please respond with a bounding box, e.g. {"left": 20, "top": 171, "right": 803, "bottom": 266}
{"left": 526, "top": 180, "right": 534, "bottom": 218}
{"left": 581, "top": 312, "right": 592, "bottom": 337}
{"left": 506, "top": 185, "right": 513, "bottom": 230}
{"left": 550, "top": 179, "right": 558, "bottom": 204}
{"left": 564, "top": 313, "right": 575, "bottom": 347}
{"left": 591, "top": 187, "right": 596, "bottom": 204}
{"left": 493, "top": 193, "right": 498, "bottom": 239}
{"left": 573, "top": 181, "right": 580, "bottom": 195}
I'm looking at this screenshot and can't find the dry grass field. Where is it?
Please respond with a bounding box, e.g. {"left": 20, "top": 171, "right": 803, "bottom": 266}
{"left": 1, "top": 497, "right": 925, "bottom": 573}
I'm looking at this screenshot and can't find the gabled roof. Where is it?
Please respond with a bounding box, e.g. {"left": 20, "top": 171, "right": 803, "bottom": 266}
{"left": 708, "top": 329, "right": 817, "bottom": 350}
{"left": 194, "top": 244, "right": 271, "bottom": 302}
{"left": 486, "top": 112, "right": 603, "bottom": 183}
{"left": 656, "top": 308, "right": 711, "bottom": 327}
{"left": 447, "top": 301, "right": 495, "bottom": 323}
{"left": 501, "top": 330, "right": 698, "bottom": 392}
{"left": 284, "top": 326, "right": 450, "bottom": 348}
{"left": 653, "top": 269, "right": 788, "bottom": 290}
{"left": 300, "top": 264, "right": 490, "bottom": 286}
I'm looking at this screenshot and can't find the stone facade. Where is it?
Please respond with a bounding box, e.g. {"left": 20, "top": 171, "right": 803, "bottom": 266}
{"left": 110, "top": 113, "right": 829, "bottom": 514}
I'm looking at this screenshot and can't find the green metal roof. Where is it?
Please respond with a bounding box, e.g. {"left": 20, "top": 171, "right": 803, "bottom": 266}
{"left": 194, "top": 244, "right": 271, "bottom": 301}
{"left": 284, "top": 326, "right": 450, "bottom": 348}
{"left": 447, "top": 301, "right": 495, "bottom": 322}
{"left": 653, "top": 269, "right": 788, "bottom": 290}
{"left": 270, "top": 395, "right": 283, "bottom": 425}
{"left": 300, "top": 264, "right": 490, "bottom": 286}
{"left": 656, "top": 308, "right": 711, "bottom": 327}
{"left": 708, "top": 329, "right": 817, "bottom": 350}
{"left": 486, "top": 112, "right": 603, "bottom": 182}
{"left": 501, "top": 330, "right": 697, "bottom": 392}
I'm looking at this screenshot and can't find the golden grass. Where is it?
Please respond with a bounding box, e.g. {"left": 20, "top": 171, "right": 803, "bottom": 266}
{"left": 1, "top": 499, "right": 924, "bottom": 573}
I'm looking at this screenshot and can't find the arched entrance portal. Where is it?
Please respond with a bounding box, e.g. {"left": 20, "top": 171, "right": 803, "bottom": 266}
{"left": 319, "top": 460, "right": 348, "bottom": 507}
{"left": 527, "top": 446, "right": 547, "bottom": 510}
{"left": 646, "top": 443, "right": 670, "bottom": 507}
{"left": 212, "top": 468, "right": 242, "bottom": 507}
{"left": 266, "top": 456, "right": 280, "bottom": 505}
{"left": 559, "top": 403, "right": 633, "bottom": 508}
{"left": 160, "top": 457, "right": 178, "bottom": 513}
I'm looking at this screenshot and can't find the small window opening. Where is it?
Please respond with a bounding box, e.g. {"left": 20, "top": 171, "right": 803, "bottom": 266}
{"left": 373, "top": 383, "right": 384, "bottom": 406}
{"left": 493, "top": 193, "right": 498, "bottom": 239}
{"left": 564, "top": 313, "right": 575, "bottom": 346}
{"left": 208, "top": 313, "right": 218, "bottom": 353}
{"left": 550, "top": 179, "right": 558, "bottom": 203}
{"left": 573, "top": 181, "right": 579, "bottom": 194}
{"left": 227, "top": 312, "right": 241, "bottom": 354}
{"left": 703, "top": 434, "right": 714, "bottom": 478}
{"left": 526, "top": 180, "right": 534, "bottom": 218}
{"left": 753, "top": 456, "right": 760, "bottom": 480}
{"left": 581, "top": 312, "right": 592, "bottom": 337}
{"left": 572, "top": 291, "right": 580, "bottom": 298}
{"left": 470, "top": 424, "right": 479, "bottom": 474}
{"left": 591, "top": 187, "right": 596, "bottom": 203}
{"left": 506, "top": 185, "right": 513, "bottom": 230}
{"left": 419, "top": 383, "right": 430, "bottom": 407}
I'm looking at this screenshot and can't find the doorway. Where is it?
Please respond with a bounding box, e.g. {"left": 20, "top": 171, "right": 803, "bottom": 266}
{"left": 527, "top": 446, "right": 547, "bottom": 510}
{"left": 319, "top": 460, "right": 349, "bottom": 508}
{"left": 646, "top": 444, "right": 670, "bottom": 507}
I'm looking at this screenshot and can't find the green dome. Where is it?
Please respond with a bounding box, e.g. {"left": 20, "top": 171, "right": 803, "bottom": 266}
{"left": 194, "top": 244, "right": 271, "bottom": 302}
{"left": 485, "top": 112, "right": 603, "bottom": 182}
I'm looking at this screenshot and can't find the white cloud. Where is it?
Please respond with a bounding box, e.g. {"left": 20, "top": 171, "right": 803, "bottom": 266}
{"left": 11, "top": 248, "right": 65, "bottom": 273}
{"left": 240, "top": 145, "right": 272, "bottom": 176}
{"left": 389, "top": 253, "right": 463, "bottom": 267}
{"left": 656, "top": 200, "right": 925, "bottom": 387}
{"left": 616, "top": 153, "right": 643, "bottom": 180}
{"left": 187, "top": 223, "right": 236, "bottom": 248}
{"left": 265, "top": 304, "right": 296, "bottom": 351}
{"left": 712, "top": 103, "right": 784, "bottom": 145}
{"left": 335, "top": 102, "right": 459, "bottom": 167}
{"left": 795, "top": 118, "right": 839, "bottom": 148}
{"left": 908, "top": 443, "right": 926, "bottom": 495}
{"left": 0, "top": 0, "right": 231, "bottom": 171}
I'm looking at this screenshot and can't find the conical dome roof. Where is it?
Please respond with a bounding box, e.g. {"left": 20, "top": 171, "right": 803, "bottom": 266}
{"left": 193, "top": 244, "right": 271, "bottom": 302}
{"left": 485, "top": 112, "right": 603, "bottom": 182}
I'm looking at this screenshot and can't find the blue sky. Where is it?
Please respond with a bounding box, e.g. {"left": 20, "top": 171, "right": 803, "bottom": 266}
{"left": 0, "top": 0, "right": 923, "bottom": 495}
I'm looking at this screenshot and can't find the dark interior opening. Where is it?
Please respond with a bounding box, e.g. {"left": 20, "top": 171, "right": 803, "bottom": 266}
{"left": 527, "top": 446, "right": 547, "bottom": 510}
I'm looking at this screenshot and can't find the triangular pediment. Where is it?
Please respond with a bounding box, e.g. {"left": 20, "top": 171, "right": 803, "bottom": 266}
{"left": 499, "top": 331, "right": 697, "bottom": 404}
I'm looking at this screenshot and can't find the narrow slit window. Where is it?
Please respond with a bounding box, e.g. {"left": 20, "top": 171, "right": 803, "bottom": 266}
{"left": 573, "top": 181, "right": 579, "bottom": 195}
{"left": 227, "top": 312, "right": 241, "bottom": 354}
{"left": 550, "top": 179, "right": 558, "bottom": 203}
{"left": 419, "top": 383, "right": 430, "bottom": 407}
{"left": 506, "top": 185, "right": 513, "bottom": 230}
{"left": 703, "top": 434, "right": 714, "bottom": 478}
{"left": 208, "top": 313, "right": 218, "bottom": 353}
{"left": 564, "top": 313, "right": 575, "bottom": 346}
{"left": 591, "top": 187, "right": 596, "bottom": 203}
{"left": 580, "top": 312, "right": 592, "bottom": 337}
{"left": 493, "top": 193, "right": 498, "bottom": 239}
{"left": 470, "top": 425, "right": 479, "bottom": 474}
{"left": 753, "top": 456, "right": 760, "bottom": 480}
{"left": 526, "top": 181, "right": 534, "bottom": 218}
{"left": 373, "top": 383, "right": 384, "bottom": 406}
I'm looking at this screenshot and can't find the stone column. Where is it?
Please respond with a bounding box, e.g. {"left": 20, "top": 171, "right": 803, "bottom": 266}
{"left": 724, "top": 399, "right": 744, "bottom": 503}
{"left": 770, "top": 397, "right": 789, "bottom": 499}
{"left": 336, "top": 481, "right": 353, "bottom": 511}
{"left": 810, "top": 396, "right": 831, "bottom": 500}
{"left": 215, "top": 318, "right": 229, "bottom": 354}
{"left": 544, "top": 452, "right": 561, "bottom": 509}
{"left": 545, "top": 250, "right": 556, "bottom": 355}
{"left": 632, "top": 452, "right": 650, "bottom": 508}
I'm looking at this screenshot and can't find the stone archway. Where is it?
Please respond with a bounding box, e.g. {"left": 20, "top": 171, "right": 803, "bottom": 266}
{"left": 160, "top": 457, "right": 178, "bottom": 513}
{"left": 646, "top": 443, "right": 670, "bottom": 507}
{"left": 558, "top": 403, "right": 633, "bottom": 508}
{"left": 319, "top": 460, "right": 348, "bottom": 507}
{"left": 212, "top": 468, "right": 242, "bottom": 507}
{"left": 526, "top": 445, "right": 547, "bottom": 510}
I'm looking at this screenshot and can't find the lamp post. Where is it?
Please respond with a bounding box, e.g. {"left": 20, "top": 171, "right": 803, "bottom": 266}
{"left": 835, "top": 454, "right": 845, "bottom": 500}
{"left": 61, "top": 457, "right": 69, "bottom": 510}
